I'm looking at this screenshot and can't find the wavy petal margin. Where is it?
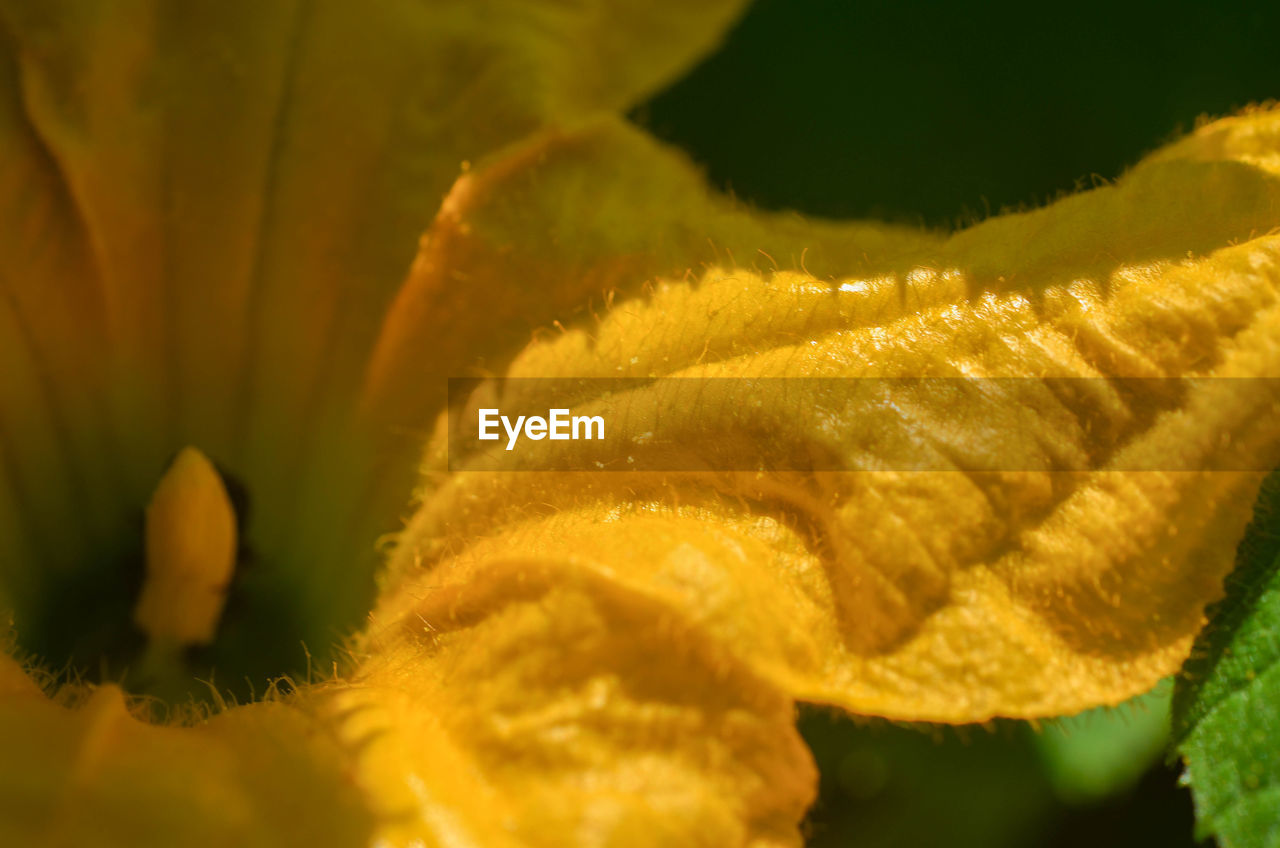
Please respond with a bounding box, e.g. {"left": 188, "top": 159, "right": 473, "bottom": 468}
{"left": 378, "top": 108, "right": 1280, "bottom": 726}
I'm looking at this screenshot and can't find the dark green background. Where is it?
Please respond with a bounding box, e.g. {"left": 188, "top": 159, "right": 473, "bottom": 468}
{"left": 639, "top": 0, "right": 1280, "bottom": 228}
{"left": 637, "top": 1, "right": 1280, "bottom": 845}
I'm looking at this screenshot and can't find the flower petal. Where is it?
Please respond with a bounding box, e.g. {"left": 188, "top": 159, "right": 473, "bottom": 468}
{"left": 362, "top": 116, "right": 941, "bottom": 426}
{"left": 0, "top": 0, "right": 751, "bottom": 675}
{"left": 348, "top": 562, "right": 815, "bottom": 847}
{"left": 1, "top": 601, "right": 816, "bottom": 847}
{"left": 378, "top": 109, "right": 1280, "bottom": 728}
{"left": 356, "top": 117, "right": 943, "bottom": 572}
{"left": 0, "top": 660, "right": 374, "bottom": 847}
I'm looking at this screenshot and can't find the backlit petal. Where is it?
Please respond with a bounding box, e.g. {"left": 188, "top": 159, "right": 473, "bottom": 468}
{"left": 380, "top": 108, "right": 1280, "bottom": 726}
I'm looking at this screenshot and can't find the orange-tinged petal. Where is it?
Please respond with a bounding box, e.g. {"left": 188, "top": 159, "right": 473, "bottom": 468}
{"left": 0, "top": 0, "right": 753, "bottom": 683}
{"left": 356, "top": 118, "right": 944, "bottom": 575}
{"left": 362, "top": 117, "right": 941, "bottom": 427}
{"left": 355, "top": 110, "right": 1280, "bottom": 581}
{"left": 0, "top": 663, "right": 375, "bottom": 847}
{"left": 0, "top": 0, "right": 752, "bottom": 474}
{"left": 378, "top": 108, "right": 1280, "bottom": 725}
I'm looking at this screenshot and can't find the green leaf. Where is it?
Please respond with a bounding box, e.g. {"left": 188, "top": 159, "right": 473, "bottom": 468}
{"left": 1174, "top": 469, "right": 1280, "bottom": 847}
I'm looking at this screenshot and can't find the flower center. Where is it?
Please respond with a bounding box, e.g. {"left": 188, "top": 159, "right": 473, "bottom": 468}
{"left": 7, "top": 446, "right": 331, "bottom": 709}
{"left": 135, "top": 448, "right": 238, "bottom": 649}
{"left": 128, "top": 448, "right": 239, "bottom": 703}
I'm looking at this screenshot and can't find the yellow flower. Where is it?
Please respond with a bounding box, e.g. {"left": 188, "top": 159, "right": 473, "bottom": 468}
{"left": 2, "top": 1, "right": 1279, "bottom": 846}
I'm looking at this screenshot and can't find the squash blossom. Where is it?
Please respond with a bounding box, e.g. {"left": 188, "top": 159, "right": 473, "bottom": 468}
{"left": 1, "top": 1, "right": 1279, "bottom": 846}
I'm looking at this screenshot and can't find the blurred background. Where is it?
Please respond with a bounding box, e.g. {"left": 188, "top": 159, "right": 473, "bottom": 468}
{"left": 634, "top": 0, "right": 1280, "bottom": 844}
{"left": 638, "top": 0, "right": 1279, "bottom": 228}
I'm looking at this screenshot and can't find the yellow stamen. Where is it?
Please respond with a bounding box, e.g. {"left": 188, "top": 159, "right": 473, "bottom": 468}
{"left": 133, "top": 447, "right": 237, "bottom": 647}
